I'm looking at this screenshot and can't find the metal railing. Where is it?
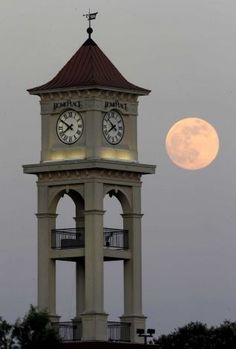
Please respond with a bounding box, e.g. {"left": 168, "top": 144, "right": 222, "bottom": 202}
{"left": 51, "top": 228, "right": 128, "bottom": 250}
{"left": 53, "top": 321, "right": 82, "bottom": 342}
{"left": 53, "top": 321, "right": 130, "bottom": 343}
{"left": 108, "top": 321, "right": 131, "bottom": 342}
{"left": 104, "top": 228, "right": 128, "bottom": 249}
{"left": 51, "top": 228, "right": 84, "bottom": 249}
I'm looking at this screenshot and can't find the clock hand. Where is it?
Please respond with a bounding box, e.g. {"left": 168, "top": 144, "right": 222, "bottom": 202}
{"left": 64, "top": 124, "right": 73, "bottom": 132}
{"left": 108, "top": 124, "right": 117, "bottom": 133}
{"left": 108, "top": 119, "right": 115, "bottom": 127}
{"left": 60, "top": 119, "right": 73, "bottom": 130}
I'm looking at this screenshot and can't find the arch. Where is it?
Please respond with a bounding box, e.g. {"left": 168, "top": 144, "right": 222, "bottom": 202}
{"left": 104, "top": 186, "right": 131, "bottom": 213}
{"left": 49, "top": 187, "right": 84, "bottom": 214}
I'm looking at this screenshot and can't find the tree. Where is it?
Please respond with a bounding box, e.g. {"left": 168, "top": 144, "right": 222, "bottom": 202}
{"left": 13, "top": 305, "right": 60, "bottom": 349}
{"left": 154, "top": 321, "right": 236, "bottom": 349}
{"left": 155, "top": 322, "right": 210, "bottom": 349}
{"left": 0, "top": 317, "right": 16, "bottom": 349}
{"left": 212, "top": 321, "right": 236, "bottom": 349}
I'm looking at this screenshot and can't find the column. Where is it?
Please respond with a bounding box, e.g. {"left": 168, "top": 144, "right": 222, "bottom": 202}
{"left": 120, "top": 186, "right": 146, "bottom": 343}
{"left": 81, "top": 182, "right": 108, "bottom": 341}
{"left": 74, "top": 210, "right": 85, "bottom": 319}
{"left": 37, "top": 183, "right": 59, "bottom": 322}
{"left": 73, "top": 210, "right": 85, "bottom": 340}
{"left": 36, "top": 212, "right": 58, "bottom": 321}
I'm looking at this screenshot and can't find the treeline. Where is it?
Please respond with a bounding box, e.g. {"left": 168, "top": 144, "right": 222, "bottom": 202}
{"left": 154, "top": 321, "right": 236, "bottom": 348}
{"left": 0, "top": 305, "right": 60, "bottom": 349}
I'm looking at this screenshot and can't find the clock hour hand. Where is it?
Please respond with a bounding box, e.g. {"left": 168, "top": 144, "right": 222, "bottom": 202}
{"left": 61, "top": 119, "right": 73, "bottom": 130}
{"left": 108, "top": 119, "right": 117, "bottom": 132}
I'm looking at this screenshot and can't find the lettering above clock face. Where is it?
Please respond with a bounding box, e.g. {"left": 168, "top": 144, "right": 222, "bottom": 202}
{"left": 102, "top": 110, "right": 124, "bottom": 145}
{"left": 56, "top": 109, "right": 83, "bottom": 144}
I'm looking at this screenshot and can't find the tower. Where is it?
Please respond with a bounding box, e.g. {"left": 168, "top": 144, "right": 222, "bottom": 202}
{"left": 23, "top": 15, "right": 155, "bottom": 343}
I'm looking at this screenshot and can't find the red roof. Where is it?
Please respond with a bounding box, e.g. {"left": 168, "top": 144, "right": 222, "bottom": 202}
{"left": 28, "top": 38, "right": 150, "bottom": 95}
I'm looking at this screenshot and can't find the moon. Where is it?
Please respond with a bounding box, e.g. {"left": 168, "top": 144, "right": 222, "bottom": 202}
{"left": 165, "top": 117, "right": 219, "bottom": 170}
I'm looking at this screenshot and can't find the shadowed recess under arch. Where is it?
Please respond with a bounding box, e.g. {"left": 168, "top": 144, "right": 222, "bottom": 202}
{"left": 49, "top": 188, "right": 84, "bottom": 214}
{"left": 104, "top": 188, "right": 131, "bottom": 214}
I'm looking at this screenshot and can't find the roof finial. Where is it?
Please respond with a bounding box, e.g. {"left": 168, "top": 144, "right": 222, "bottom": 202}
{"left": 83, "top": 9, "right": 98, "bottom": 39}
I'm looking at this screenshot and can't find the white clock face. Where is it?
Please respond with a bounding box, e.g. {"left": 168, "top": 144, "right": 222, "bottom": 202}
{"left": 103, "top": 110, "right": 124, "bottom": 145}
{"left": 56, "top": 110, "right": 83, "bottom": 144}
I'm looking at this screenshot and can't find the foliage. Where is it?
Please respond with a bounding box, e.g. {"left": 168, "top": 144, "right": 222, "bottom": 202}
{"left": 13, "top": 305, "right": 60, "bottom": 349}
{"left": 2, "top": 309, "right": 236, "bottom": 349}
{"left": 154, "top": 321, "right": 236, "bottom": 349}
{"left": 0, "top": 317, "right": 16, "bottom": 349}
{"left": 212, "top": 320, "right": 236, "bottom": 349}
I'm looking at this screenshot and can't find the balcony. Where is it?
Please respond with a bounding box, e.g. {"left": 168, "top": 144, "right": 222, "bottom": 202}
{"left": 53, "top": 321, "right": 130, "bottom": 343}
{"left": 51, "top": 228, "right": 128, "bottom": 250}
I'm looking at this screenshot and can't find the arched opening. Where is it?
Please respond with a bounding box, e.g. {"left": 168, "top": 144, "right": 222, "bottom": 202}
{"left": 104, "top": 193, "right": 123, "bottom": 320}
{"left": 56, "top": 193, "right": 76, "bottom": 321}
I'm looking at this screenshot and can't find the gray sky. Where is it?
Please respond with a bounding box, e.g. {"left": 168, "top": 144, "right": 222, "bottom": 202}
{"left": 0, "top": 0, "right": 235, "bottom": 336}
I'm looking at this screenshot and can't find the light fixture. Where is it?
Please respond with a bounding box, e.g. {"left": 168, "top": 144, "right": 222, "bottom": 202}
{"left": 147, "top": 328, "right": 155, "bottom": 335}
{"left": 137, "top": 328, "right": 155, "bottom": 344}
{"left": 136, "top": 328, "right": 145, "bottom": 335}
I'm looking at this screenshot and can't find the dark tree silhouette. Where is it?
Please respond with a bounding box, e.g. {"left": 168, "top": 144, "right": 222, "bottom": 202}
{"left": 154, "top": 321, "right": 236, "bottom": 349}
{"left": 13, "top": 305, "right": 60, "bottom": 349}
{"left": 0, "top": 317, "right": 15, "bottom": 349}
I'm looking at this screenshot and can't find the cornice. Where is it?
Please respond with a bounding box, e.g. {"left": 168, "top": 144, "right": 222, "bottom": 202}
{"left": 39, "top": 89, "right": 138, "bottom": 102}
{"left": 35, "top": 168, "right": 142, "bottom": 183}
{"left": 23, "top": 159, "right": 156, "bottom": 176}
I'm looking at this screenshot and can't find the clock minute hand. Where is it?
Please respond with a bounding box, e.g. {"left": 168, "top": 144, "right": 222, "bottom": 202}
{"left": 108, "top": 124, "right": 117, "bottom": 133}
{"left": 108, "top": 119, "right": 117, "bottom": 127}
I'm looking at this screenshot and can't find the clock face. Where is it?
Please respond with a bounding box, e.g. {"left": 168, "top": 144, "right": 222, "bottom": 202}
{"left": 56, "top": 109, "right": 83, "bottom": 144}
{"left": 102, "top": 110, "right": 124, "bottom": 145}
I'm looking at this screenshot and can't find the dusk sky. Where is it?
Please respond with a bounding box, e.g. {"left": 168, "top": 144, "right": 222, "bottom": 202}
{"left": 0, "top": 0, "right": 236, "bottom": 336}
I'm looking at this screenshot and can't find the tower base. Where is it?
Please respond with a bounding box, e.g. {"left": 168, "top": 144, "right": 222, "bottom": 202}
{"left": 120, "top": 315, "right": 146, "bottom": 344}
{"left": 81, "top": 312, "right": 108, "bottom": 341}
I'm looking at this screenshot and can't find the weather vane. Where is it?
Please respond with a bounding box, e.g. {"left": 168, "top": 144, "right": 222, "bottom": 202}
{"left": 83, "top": 9, "right": 98, "bottom": 39}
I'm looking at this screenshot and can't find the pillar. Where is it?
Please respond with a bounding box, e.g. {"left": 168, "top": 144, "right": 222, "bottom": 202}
{"left": 36, "top": 212, "right": 58, "bottom": 320}
{"left": 81, "top": 182, "right": 108, "bottom": 341}
{"left": 120, "top": 186, "right": 146, "bottom": 343}
{"left": 74, "top": 209, "right": 85, "bottom": 319}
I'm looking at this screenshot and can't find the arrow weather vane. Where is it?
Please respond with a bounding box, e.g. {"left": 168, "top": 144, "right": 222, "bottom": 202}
{"left": 83, "top": 9, "right": 98, "bottom": 38}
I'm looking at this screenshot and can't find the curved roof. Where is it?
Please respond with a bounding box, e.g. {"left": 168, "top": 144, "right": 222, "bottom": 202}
{"left": 28, "top": 38, "right": 150, "bottom": 95}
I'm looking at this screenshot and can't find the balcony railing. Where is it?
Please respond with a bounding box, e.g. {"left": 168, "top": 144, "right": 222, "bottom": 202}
{"left": 104, "top": 228, "right": 128, "bottom": 249}
{"left": 53, "top": 321, "right": 82, "bottom": 342}
{"left": 108, "top": 321, "right": 131, "bottom": 342}
{"left": 51, "top": 228, "right": 128, "bottom": 250}
{"left": 51, "top": 228, "right": 84, "bottom": 250}
{"left": 53, "top": 321, "right": 130, "bottom": 343}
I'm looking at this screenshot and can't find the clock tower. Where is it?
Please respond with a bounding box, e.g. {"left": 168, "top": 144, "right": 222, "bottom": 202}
{"left": 23, "top": 15, "right": 155, "bottom": 344}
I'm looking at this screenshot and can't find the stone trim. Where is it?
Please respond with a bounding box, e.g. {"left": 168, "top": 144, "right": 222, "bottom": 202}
{"left": 36, "top": 169, "right": 142, "bottom": 183}
{"left": 23, "top": 159, "right": 155, "bottom": 176}
{"left": 39, "top": 89, "right": 138, "bottom": 102}
{"left": 83, "top": 210, "right": 105, "bottom": 216}
{"left": 36, "top": 213, "right": 58, "bottom": 218}
{"left": 121, "top": 213, "right": 143, "bottom": 218}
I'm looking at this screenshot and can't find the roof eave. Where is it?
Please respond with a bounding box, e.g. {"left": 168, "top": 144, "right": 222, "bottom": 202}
{"left": 27, "top": 84, "right": 151, "bottom": 97}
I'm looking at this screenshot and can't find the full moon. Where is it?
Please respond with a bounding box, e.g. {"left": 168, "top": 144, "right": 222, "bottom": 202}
{"left": 165, "top": 117, "right": 219, "bottom": 170}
